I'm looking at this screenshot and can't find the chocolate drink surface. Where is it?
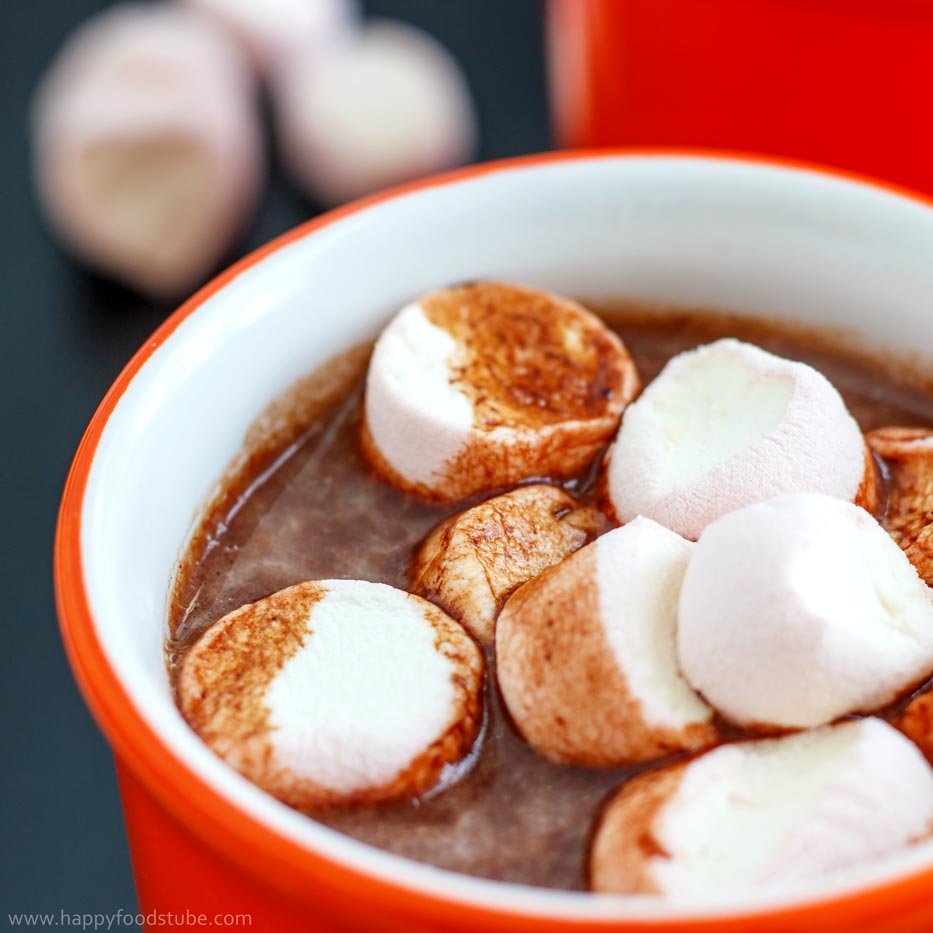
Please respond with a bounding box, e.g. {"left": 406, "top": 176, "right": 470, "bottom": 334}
{"left": 168, "top": 306, "right": 933, "bottom": 890}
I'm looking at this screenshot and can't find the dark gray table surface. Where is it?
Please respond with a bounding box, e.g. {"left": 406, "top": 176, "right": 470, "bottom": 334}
{"left": 1, "top": 0, "right": 550, "bottom": 921}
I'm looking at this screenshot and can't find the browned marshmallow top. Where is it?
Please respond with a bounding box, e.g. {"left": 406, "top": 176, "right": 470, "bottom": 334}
{"left": 589, "top": 761, "right": 688, "bottom": 895}
{"left": 495, "top": 519, "right": 716, "bottom": 767}
{"left": 362, "top": 282, "right": 640, "bottom": 499}
{"left": 178, "top": 579, "right": 484, "bottom": 809}
{"left": 867, "top": 427, "right": 933, "bottom": 585}
{"left": 410, "top": 484, "right": 604, "bottom": 644}
{"left": 894, "top": 690, "right": 933, "bottom": 765}
{"left": 420, "top": 282, "right": 635, "bottom": 430}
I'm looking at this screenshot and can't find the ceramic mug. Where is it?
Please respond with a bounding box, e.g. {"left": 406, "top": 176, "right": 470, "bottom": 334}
{"left": 56, "top": 151, "right": 933, "bottom": 931}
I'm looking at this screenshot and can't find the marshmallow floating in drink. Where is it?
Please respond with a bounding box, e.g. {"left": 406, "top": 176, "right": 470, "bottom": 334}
{"left": 411, "top": 484, "right": 602, "bottom": 644}
{"left": 496, "top": 517, "right": 717, "bottom": 766}
{"left": 894, "top": 690, "right": 933, "bottom": 766}
{"left": 31, "top": 4, "right": 263, "bottom": 298}
{"left": 178, "top": 579, "right": 484, "bottom": 807}
{"left": 590, "top": 718, "right": 933, "bottom": 896}
{"left": 867, "top": 427, "right": 933, "bottom": 586}
{"left": 678, "top": 493, "right": 933, "bottom": 730}
{"left": 363, "top": 282, "right": 640, "bottom": 500}
{"left": 606, "top": 339, "right": 876, "bottom": 540}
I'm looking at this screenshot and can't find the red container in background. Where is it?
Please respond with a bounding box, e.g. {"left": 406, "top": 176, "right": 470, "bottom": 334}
{"left": 548, "top": 0, "right": 933, "bottom": 194}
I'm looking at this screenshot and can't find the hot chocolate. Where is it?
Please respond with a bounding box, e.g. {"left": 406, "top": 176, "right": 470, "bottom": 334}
{"left": 168, "top": 302, "right": 933, "bottom": 892}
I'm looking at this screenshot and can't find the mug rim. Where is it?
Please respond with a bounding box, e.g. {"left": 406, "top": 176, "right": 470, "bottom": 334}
{"left": 54, "top": 147, "right": 933, "bottom": 928}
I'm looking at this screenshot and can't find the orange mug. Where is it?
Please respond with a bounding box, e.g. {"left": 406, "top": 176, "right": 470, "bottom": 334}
{"left": 548, "top": 0, "right": 933, "bottom": 194}
{"left": 57, "top": 151, "right": 933, "bottom": 930}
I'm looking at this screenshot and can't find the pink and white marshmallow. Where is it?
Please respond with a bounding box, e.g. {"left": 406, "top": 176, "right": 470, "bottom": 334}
{"left": 590, "top": 718, "right": 933, "bottom": 896}
{"left": 273, "top": 20, "right": 476, "bottom": 205}
{"left": 31, "top": 4, "right": 263, "bottom": 298}
{"left": 606, "top": 339, "right": 875, "bottom": 540}
{"left": 678, "top": 493, "right": 933, "bottom": 730}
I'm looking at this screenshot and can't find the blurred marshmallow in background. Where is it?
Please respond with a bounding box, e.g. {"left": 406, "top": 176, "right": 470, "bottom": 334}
{"left": 31, "top": 4, "right": 264, "bottom": 298}
{"left": 31, "top": 1, "right": 478, "bottom": 297}
{"left": 181, "top": 0, "right": 359, "bottom": 77}
{"left": 273, "top": 20, "right": 477, "bottom": 206}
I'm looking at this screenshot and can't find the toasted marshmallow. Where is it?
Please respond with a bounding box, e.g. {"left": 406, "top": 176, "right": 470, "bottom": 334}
{"left": 274, "top": 20, "right": 475, "bottom": 205}
{"left": 678, "top": 493, "right": 933, "bottom": 730}
{"left": 411, "top": 484, "right": 603, "bottom": 644}
{"left": 590, "top": 718, "right": 933, "bottom": 896}
{"left": 183, "top": 0, "right": 358, "bottom": 75}
{"left": 606, "top": 339, "right": 875, "bottom": 540}
{"left": 894, "top": 690, "right": 933, "bottom": 764}
{"left": 363, "top": 282, "right": 639, "bottom": 500}
{"left": 496, "top": 517, "right": 716, "bottom": 766}
{"left": 178, "top": 579, "right": 484, "bottom": 808}
{"left": 31, "top": 4, "right": 263, "bottom": 298}
{"left": 867, "top": 427, "right": 933, "bottom": 586}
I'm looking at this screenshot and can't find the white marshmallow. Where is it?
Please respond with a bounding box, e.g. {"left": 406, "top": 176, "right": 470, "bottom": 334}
{"left": 366, "top": 301, "right": 473, "bottom": 490}
{"left": 273, "top": 20, "right": 476, "bottom": 205}
{"left": 183, "top": 0, "right": 358, "bottom": 75}
{"left": 178, "top": 579, "right": 484, "bottom": 807}
{"left": 411, "top": 484, "right": 602, "bottom": 644}
{"left": 590, "top": 718, "right": 933, "bottom": 896}
{"left": 606, "top": 339, "right": 874, "bottom": 540}
{"left": 867, "top": 427, "right": 933, "bottom": 586}
{"left": 363, "top": 282, "right": 639, "bottom": 500}
{"left": 496, "top": 517, "right": 716, "bottom": 766}
{"left": 678, "top": 493, "right": 933, "bottom": 729}
{"left": 32, "top": 4, "right": 263, "bottom": 298}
